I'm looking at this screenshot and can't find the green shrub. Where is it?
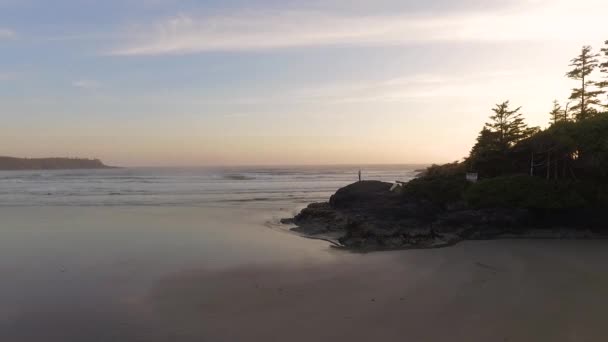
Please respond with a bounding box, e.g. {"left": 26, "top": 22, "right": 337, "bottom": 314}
{"left": 418, "top": 161, "right": 466, "bottom": 178}
{"left": 404, "top": 163, "right": 468, "bottom": 207}
{"left": 464, "top": 175, "right": 588, "bottom": 209}
{"left": 404, "top": 162, "right": 608, "bottom": 210}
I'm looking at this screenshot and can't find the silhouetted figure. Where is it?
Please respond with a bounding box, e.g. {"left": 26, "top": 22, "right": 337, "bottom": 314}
{"left": 358, "top": 169, "right": 362, "bottom": 182}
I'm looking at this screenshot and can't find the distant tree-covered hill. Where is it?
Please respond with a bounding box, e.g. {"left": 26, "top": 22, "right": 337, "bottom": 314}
{"left": 0, "top": 157, "right": 113, "bottom": 170}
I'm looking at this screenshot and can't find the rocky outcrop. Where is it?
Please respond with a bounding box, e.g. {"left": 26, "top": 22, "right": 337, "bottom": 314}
{"left": 284, "top": 181, "right": 541, "bottom": 251}
{"left": 287, "top": 202, "right": 348, "bottom": 235}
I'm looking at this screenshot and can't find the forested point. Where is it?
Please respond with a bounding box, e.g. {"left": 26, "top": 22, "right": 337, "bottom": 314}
{"left": 0, "top": 156, "right": 112, "bottom": 170}
{"left": 409, "top": 40, "right": 608, "bottom": 210}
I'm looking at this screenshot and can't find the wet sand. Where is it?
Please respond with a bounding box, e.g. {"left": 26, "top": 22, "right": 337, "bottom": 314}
{"left": 2, "top": 206, "right": 608, "bottom": 341}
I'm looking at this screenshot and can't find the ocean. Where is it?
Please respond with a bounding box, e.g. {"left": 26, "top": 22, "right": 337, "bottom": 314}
{"left": 0, "top": 165, "right": 421, "bottom": 207}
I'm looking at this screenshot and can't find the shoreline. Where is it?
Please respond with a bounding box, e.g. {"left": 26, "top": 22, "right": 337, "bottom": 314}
{"left": 289, "top": 227, "right": 608, "bottom": 252}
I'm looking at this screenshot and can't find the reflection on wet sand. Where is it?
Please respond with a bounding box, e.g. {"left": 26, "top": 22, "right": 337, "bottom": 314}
{"left": 137, "top": 241, "right": 608, "bottom": 342}
{"left": 3, "top": 206, "right": 608, "bottom": 341}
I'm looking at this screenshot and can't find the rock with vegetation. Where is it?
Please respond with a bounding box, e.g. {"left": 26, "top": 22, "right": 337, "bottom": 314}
{"left": 286, "top": 40, "right": 608, "bottom": 250}
{"left": 288, "top": 167, "right": 608, "bottom": 250}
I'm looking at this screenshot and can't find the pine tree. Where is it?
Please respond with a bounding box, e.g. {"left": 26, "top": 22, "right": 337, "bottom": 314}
{"left": 599, "top": 40, "right": 608, "bottom": 110}
{"left": 563, "top": 101, "right": 571, "bottom": 121}
{"left": 566, "top": 45, "right": 603, "bottom": 120}
{"left": 485, "top": 101, "right": 534, "bottom": 151}
{"left": 470, "top": 128, "right": 501, "bottom": 156}
{"left": 549, "top": 100, "right": 564, "bottom": 124}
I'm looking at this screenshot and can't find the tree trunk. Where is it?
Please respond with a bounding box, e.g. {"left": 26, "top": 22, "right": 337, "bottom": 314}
{"left": 581, "top": 73, "right": 586, "bottom": 119}
{"left": 530, "top": 152, "right": 534, "bottom": 176}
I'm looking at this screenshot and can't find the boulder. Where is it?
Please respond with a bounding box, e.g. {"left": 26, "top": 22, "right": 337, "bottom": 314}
{"left": 329, "top": 181, "right": 394, "bottom": 209}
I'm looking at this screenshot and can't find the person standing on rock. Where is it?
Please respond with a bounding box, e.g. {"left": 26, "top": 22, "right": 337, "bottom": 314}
{"left": 358, "top": 169, "right": 362, "bottom": 182}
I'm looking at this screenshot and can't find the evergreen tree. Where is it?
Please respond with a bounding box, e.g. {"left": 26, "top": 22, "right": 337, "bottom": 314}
{"left": 599, "top": 40, "right": 608, "bottom": 110}
{"left": 485, "top": 101, "right": 534, "bottom": 151}
{"left": 470, "top": 128, "right": 501, "bottom": 157}
{"left": 549, "top": 100, "right": 565, "bottom": 124}
{"left": 467, "top": 127, "right": 505, "bottom": 177}
{"left": 566, "top": 45, "right": 603, "bottom": 120}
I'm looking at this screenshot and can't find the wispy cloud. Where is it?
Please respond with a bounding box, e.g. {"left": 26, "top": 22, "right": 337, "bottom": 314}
{"left": 290, "top": 70, "right": 528, "bottom": 104}
{"left": 109, "top": 0, "right": 607, "bottom": 56}
{"left": 201, "top": 70, "right": 529, "bottom": 106}
{"left": 72, "top": 80, "right": 102, "bottom": 89}
{"left": 0, "top": 28, "right": 16, "bottom": 40}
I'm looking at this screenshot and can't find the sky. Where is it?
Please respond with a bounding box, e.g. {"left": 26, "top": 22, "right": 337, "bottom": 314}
{"left": 1, "top": 0, "right": 607, "bottom": 166}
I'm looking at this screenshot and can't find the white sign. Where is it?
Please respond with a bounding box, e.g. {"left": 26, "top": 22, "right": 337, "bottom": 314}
{"left": 466, "top": 173, "right": 478, "bottom": 183}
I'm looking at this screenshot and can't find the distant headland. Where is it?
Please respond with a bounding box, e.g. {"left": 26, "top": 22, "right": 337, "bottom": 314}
{"left": 0, "top": 156, "right": 114, "bottom": 170}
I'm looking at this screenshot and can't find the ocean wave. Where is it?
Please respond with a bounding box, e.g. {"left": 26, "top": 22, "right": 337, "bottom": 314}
{"left": 0, "top": 178, "right": 25, "bottom": 183}
{"left": 0, "top": 166, "right": 418, "bottom": 206}
{"left": 222, "top": 174, "right": 256, "bottom": 181}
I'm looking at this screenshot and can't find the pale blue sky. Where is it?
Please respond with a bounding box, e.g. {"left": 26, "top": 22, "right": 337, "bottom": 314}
{"left": 1, "top": 0, "right": 607, "bottom": 165}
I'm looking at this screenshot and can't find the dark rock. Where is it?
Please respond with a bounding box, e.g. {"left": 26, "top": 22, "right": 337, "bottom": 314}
{"left": 283, "top": 180, "right": 590, "bottom": 251}
{"left": 290, "top": 202, "right": 347, "bottom": 235}
{"left": 329, "top": 181, "right": 393, "bottom": 209}
{"left": 286, "top": 181, "right": 451, "bottom": 249}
